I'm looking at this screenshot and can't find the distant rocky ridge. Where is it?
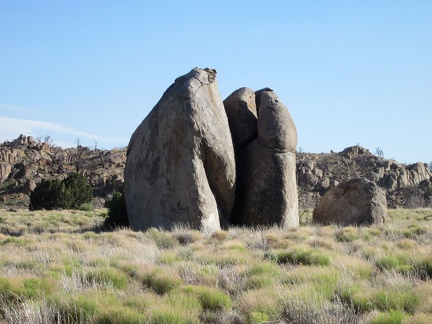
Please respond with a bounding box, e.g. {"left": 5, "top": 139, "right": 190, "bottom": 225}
{"left": 297, "top": 146, "right": 432, "bottom": 209}
{"left": 0, "top": 136, "right": 431, "bottom": 210}
{"left": 0, "top": 134, "right": 125, "bottom": 208}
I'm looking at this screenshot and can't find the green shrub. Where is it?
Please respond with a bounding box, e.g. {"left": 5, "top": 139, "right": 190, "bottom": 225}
{"left": 97, "top": 306, "right": 145, "bottom": 323}
{"left": 147, "top": 228, "right": 178, "bottom": 249}
{"left": 370, "top": 310, "right": 407, "bottom": 324}
{"left": 79, "top": 202, "right": 94, "bottom": 211}
{"left": 372, "top": 289, "right": 419, "bottom": 313}
{"left": 53, "top": 294, "right": 99, "bottom": 322}
{"left": 86, "top": 267, "right": 129, "bottom": 289}
{"left": 141, "top": 269, "right": 182, "bottom": 294}
{"left": 149, "top": 309, "right": 188, "bottom": 324}
{"left": 199, "top": 288, "right": 231, "bottom": 311}
{"left": 62, "top": 173, "right": 93, "bottom": 209}
{"left": 338, "top": 284, "right": 373, "bottom": 313}
{"left": 30, "top": 173, "right": 92, "bottom": 210}
{"left": 335, "top": 227, "right": 359, "bottom": 242}
{"left": 0, "top": 277, "right": 18, "bottom": 303}
{"left": 248, "top": 311, "right": 270, "bottom": 323}
{"left": 414, "top": 256, "right": 432, "bottom": 279}
{"left": 104, "top": 189, "right": 129, "bottom": 228}
{"left": 265, "top": 247, "right": 331, "bottom": 266}
{"left": 375, "top": 255, "right": 412, "bottom": 274}
{"left": 339, "top": 285, "right": 419, "bottom": 314}
{"left": 30, "top": 179, "right": 68, "bottom": 210}
{"left": 245, "top": 274, "right": 274, "bottom": 290}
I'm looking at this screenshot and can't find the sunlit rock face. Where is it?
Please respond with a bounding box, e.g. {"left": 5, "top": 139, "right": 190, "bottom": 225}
{"left": 124, "top": 68, "right": 236, "bottom": 233}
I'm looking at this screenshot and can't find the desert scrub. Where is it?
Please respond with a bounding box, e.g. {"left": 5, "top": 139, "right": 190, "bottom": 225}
{"left": 194, "top": 248, "right": 250, "bottom": 267}
{"left": 278, "top": 288, "right": 357, "bottom": 324}
{"left": 0, "top": 209, "right": 105, "bottom": 234}
{"left": 282, "top": 265, "right": 338, "bottom": 286}
{"left": 178, "top": 262, "right": 218, "bottom": 286}
{"left": 360, "top": 227, "right": 382, "bottom": 241}
{"left": 244, "top": 262, "right": 280, "bottom": 290}
{"left": 334, "top": 255, "right": 373, "bottom": 279}
{"left": 284, "top": 226, "right": 315, "bottom": 241}
{"left": 140, "top": 266, "right": 183, "bottom": 294}
{"left": 335, "top": 226, "right": 360, "bottom": 242}
{"left": 370, "top": 310, "right": 407, "bottom": 324}
{"left": 174, "top": 285, "right": 232, "bottom": 311}
{"left": 338, "top": 284, "right": 419, "bottom": 314}
{"left": 171, "top": 224, "right": 203, "bottom": 245}
{"left": 85, "top": 267, "right": 129, "bottom": 289}
{"left": 0, "top": 208, "right": 431, "bottom": 323}
{"left": 265, "top": 246, "right": 332, "bottom": 266}
{"left": 236, "top": 286, "right": 280, "bottom": 322}
{"left": 281, "top": 266, "right": 339, "bottom": 300}
{"left": 210, "top": 230, "right": 230, "bottom": 241}
{"left": 147, "top": 227, "right": 178, "bottom": 249}
{"left": 375, "top": 253, "right": 416, "bottom": 275}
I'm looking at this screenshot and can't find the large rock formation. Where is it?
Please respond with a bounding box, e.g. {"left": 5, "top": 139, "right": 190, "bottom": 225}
{"left": 124, "top": 68, "right": 236, "bottom": 233}
{"left": 313, "top": 178, "right": 387, "bottom": 226}
{"left": 225, "top": 88, "right": 299, "bottom": 228}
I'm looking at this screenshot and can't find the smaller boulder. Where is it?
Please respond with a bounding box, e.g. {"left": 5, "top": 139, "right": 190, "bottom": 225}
{"left": 313, "top": 178, "right": 386, "bottom": 226}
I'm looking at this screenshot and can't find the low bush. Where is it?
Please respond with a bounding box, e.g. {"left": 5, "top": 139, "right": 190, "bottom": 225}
{"left": 177, "top": 285, "right": 232, "bottom": 311}
{"left": 375, "top": 254, "right": 412, "bottom": 274}
{"left": 147, "top": 228, "right": 178, "bottom": 249}
{"left": 141, "top": 267, "right": 183, "bottom": 294}
{"left": 265, "top": 247, "right": 331, "bottom": 266}
{"left": 30, "top": 173, "right": 92, "bottom": 210}
{"left": 104, "top": 189, "right": 129, "bottom": 228}
{"left": 85, "top": 267, "right": 129, "bottom": 289}
{"left": 335, "top": 227, "right": 359, "bottom": 242}
{"left": 370, "top": 310, "right": 407, "bottom": 324}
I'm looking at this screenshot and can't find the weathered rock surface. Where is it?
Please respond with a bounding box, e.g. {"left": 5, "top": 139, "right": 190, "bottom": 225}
{"left": 313, "top": 178, "right": 387, "bottom": 226}
{"left": 226, "top": 88, "right": 299, "bottom": 228}
{"left": 124, "top": 68, "right": 236, "bottom": 233}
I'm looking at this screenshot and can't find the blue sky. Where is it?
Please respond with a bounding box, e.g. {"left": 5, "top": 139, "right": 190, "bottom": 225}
{"left": 0, "top": 1, "right": 431, "bottom": 164}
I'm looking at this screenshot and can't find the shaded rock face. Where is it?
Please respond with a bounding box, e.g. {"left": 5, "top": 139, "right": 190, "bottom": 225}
{"left": 223, "top": 87, "right": 257, "bottom": 151}
{"left": 225, "top": 88, "right": 299, "bottom": 228}
{"left": 124, "top": 68, "right": 236, "bottom": 233}
{"left": 313, "top": 178, "right": 387, "bottom": 226}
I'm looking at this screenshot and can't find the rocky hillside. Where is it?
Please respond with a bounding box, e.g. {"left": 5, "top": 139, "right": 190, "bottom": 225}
{"left": 0, "top": 135, "right": 431, "bottom": 209}
{"left": 0, "top": 135, "right": 125, "bottom": 208}
{"left": 298, "top": 146, "right": 432, "bottom": 209}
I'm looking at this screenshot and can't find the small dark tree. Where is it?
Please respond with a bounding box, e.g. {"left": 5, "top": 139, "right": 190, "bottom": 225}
{"left": 29, "top": 173, "right": 93, "bottom": 210}
{"left": 30, "top": 179, "right": 68, "bottom": 210}
{"left": 62, "top": 173, "right": 93, "bottom": 209}
{"left": 104, "top": 186, "right": 128, "bottom": 228}
{"left": 375, "top": 147, "right": 384, "bottom": 159}
{"left": 73, "top": 138, "right": 85, "bottom": 172}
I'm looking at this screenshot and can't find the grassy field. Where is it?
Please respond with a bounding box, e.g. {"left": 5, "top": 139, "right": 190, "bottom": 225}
{"left": 0, "top": 208, "right": 432, "bottom": 323}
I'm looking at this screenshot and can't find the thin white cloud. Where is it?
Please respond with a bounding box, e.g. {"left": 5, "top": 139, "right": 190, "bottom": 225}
{"left": 0, "top": 103, "right": 38, "bottom": 113}
{"left": 0, "top": 116, "right": 128, "bottom": 145}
